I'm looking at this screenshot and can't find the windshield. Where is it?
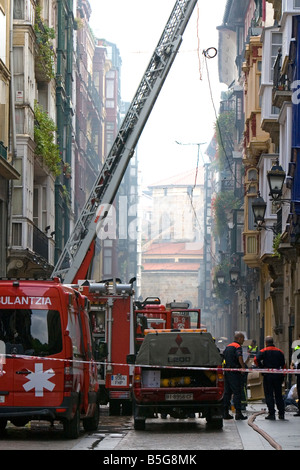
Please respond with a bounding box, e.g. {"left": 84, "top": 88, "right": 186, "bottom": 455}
{"left": 0, "top": 309, "right": 62, "bottom": 356}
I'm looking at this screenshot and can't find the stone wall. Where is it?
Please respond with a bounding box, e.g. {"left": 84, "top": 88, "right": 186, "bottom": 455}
{"left": 141, "top": 271, "right": 199, "bottom": 308}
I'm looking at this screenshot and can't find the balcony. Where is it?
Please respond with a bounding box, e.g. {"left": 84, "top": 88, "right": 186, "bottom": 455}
{"left": 0, "top": 142, "right": 20, "bottom": 180}
{"left": 243, "top": 232, "right": 260, "bottom": 268}
{"left": 244, "top": 112, "right": 270, "bottom": 164}
{"left": 33, "top": 224, "right": 49, "bottom": 261}
{"left": 260, "top": 86, "right": 280, "bottom": 145}
{"left": 8, "top": 221, "right": 54, "bottom": 277}
{"left": 272, "top": 49, "right": 292, "bottom": 109}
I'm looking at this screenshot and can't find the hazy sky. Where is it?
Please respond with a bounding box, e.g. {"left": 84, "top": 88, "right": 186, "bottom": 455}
{"left": 88, "top": 0, "right": 227, "bottom": 186}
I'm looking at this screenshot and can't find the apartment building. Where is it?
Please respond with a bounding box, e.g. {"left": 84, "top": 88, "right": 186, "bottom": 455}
{"left": 7, "top": 0, "right": 57, "bottom": 278}
{"left": 0, "top": 0, "right": 20, "bottom": 277}
{"left": 0, "top": 0, "right": 137, "bottom": 286}
{"left": 216, "top": 0, "right": 300, "bottom": 360}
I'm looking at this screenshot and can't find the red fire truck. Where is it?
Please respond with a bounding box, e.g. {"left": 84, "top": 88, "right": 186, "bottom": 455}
{"left": 78, "top": 280, "right": 135, "bottom": 415}
{"left": 134, "top": 298, "right": 202, "bottom": 351}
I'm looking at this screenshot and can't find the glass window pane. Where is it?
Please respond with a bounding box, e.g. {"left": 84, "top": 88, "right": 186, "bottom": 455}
{"left": 0, "top": 309, "right": 62, "bottom": 356}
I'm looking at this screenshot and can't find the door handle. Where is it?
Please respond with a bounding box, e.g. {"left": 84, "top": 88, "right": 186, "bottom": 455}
{"left": 16, "top": 369, "right": 31, "bottom": 375}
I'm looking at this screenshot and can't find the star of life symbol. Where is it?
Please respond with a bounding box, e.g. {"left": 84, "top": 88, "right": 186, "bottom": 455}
{"left": 23, "top": 363, "right": 55, "bottom": 397}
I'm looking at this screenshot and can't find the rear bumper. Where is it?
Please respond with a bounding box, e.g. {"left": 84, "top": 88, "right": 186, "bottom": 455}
{"left": 135, "top": 399, "right": 223, "bottom": 410}
{"left": 133, "top": 389, "right": 224, "bottom": 418}
{"left": 0, "top": 407, "right": 57, "bottom": 421}
{"left": 134, "top": 400, "right": 224, "bottom": 420}
{"left": 0, "top": 393, "right": 79, "bottom": 422}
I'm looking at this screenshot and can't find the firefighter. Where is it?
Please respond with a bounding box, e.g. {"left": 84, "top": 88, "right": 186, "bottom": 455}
{"left": 290, "top": 344, "right": 300, "bottom": 417}
{"left": 223, "top": 332, "right": 247, "bottom": 420}
{"left": 254, "top": 336, "right": 286, "bottom": 420}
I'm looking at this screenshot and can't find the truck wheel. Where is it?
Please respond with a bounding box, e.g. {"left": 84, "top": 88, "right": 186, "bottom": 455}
{"left": 206, "top": 417, "right": 223, "bottom": 430}
{"left": 0, "top": 419, "right": 7, "bottom": 433}
{"left": 134, "top": 417, "right": 146, "bottom": 430}
{"left": 109, "top": 400, "right": 121, "bottom": 416}
{"left": 122, "top": 401, "right": 133, "bottom": 416}
{"left": 83, "top": 403, "right": 100, "bottom": 432}
{"left": 133, "top": 400, "right": 146, "bottom": 430}
{"left": 109, "top": 399, "right": 121, "bottom": 416}
{"left": 63, "top": 407, "right": 80, "bottom": 439}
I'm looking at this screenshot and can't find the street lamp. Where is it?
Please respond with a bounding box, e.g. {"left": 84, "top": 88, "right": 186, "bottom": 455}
{"left": 251, "top": 192, "right": 280, "bottom": 234}
{"left": 229, "top": 266, "right": 240, "bottom": 286}
{"left": 252, "top": 192, "right": 267, "bottom": 228}
{"left": 216, "top": 270, "right": 226, "bottom": 285}
{"left": 267, "top": 159, "right": 286, "bottom": 201}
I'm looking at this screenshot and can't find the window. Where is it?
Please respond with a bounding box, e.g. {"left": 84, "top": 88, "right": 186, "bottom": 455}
{"left": 248, "top": 197, "right": 256, "bottom": 231}
{"left": 13, "top": 0, "right": 24, "bottom": 19}
{"left": 0, "top": 309, "right": 62, "bottom": 356}
{"left": 94, "top": 71, "right": 100, "bottom": 95}
{"left": 106, "top": 79, "right": 114, "bottom": 99}
{"left": 271, "top": 32, "right": 282, "bottom": 81}
{"left": 15, "top": 108, "right": 25, "bottom": 134}
{"left": 37, "top": 83, "right": 49, "bottom": 112}
{"left": 106, "top": 70, "right": 115, "bottom": 108}
{"left": 67, "top": 312, "right": 84, "bottom": 357}
{"left": 14, "top": 47, "right": 24, "bottom": 108}
{"left": 33, "top": 185, "right": 48, "bottom": 230}
{"left": 295, "top": 0, "right": 300, "bottom": 8}
{"left": 0, "top": 9, "right": 6, "bottom": 65}
{"left": 247, "top": 169, "right": 258, "bottom": 181}
{"left": 12, "top": 222, "right": 22, "bottom": 246}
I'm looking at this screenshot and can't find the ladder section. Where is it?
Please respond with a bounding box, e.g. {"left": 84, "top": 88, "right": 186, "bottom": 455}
{"left": 52, "top": 0, "right": 198, "bottom": 283}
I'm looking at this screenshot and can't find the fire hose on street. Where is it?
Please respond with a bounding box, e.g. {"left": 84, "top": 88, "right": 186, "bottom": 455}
{"left": 247, "top": 410, "right": 282, "bottom": 450}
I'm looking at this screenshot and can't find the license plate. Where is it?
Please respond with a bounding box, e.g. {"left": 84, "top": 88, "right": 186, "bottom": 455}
{"left": 111, "top": 374, "right": 127, "bottom": 386}
{"left": 165, "top": 393, "right": 193, "bottom": 401}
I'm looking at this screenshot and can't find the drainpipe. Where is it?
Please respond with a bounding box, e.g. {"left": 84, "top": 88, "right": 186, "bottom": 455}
{"left": 6, "top": 0, "right": 17, "bottom": 276}
{"left": 10, "top": 0, "right": 17, "bottom": 161}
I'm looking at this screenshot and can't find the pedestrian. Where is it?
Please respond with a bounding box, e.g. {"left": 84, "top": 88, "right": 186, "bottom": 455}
{"left": 290, "top": 342, "right": 300, "bottom": 417}
{"left": 254, "top": 336, "right": 286, "bottom": 420}
{"left": 223, "top": 332, "right": 247, "bottom": 420}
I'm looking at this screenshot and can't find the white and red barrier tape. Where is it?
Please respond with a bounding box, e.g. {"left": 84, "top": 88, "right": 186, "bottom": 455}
{"left": 0, "top": 353, "right": 299, "bottom": 376}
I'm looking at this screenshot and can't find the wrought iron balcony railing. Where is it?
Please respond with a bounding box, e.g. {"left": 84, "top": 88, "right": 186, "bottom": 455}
{"left": 0, "top": 141, "right": 8, "bottom": 160}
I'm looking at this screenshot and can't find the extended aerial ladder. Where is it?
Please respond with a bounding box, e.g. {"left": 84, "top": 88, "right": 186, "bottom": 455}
{"left": 52, "top": 0, "right": 198, "bottom": 284}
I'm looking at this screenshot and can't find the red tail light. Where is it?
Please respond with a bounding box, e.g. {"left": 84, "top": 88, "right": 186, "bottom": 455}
{"left": 64, "top": 361, "right": 73, "bottom": 392}
{"left": 216, "top": 367, "right": 224, "bottom": 388}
